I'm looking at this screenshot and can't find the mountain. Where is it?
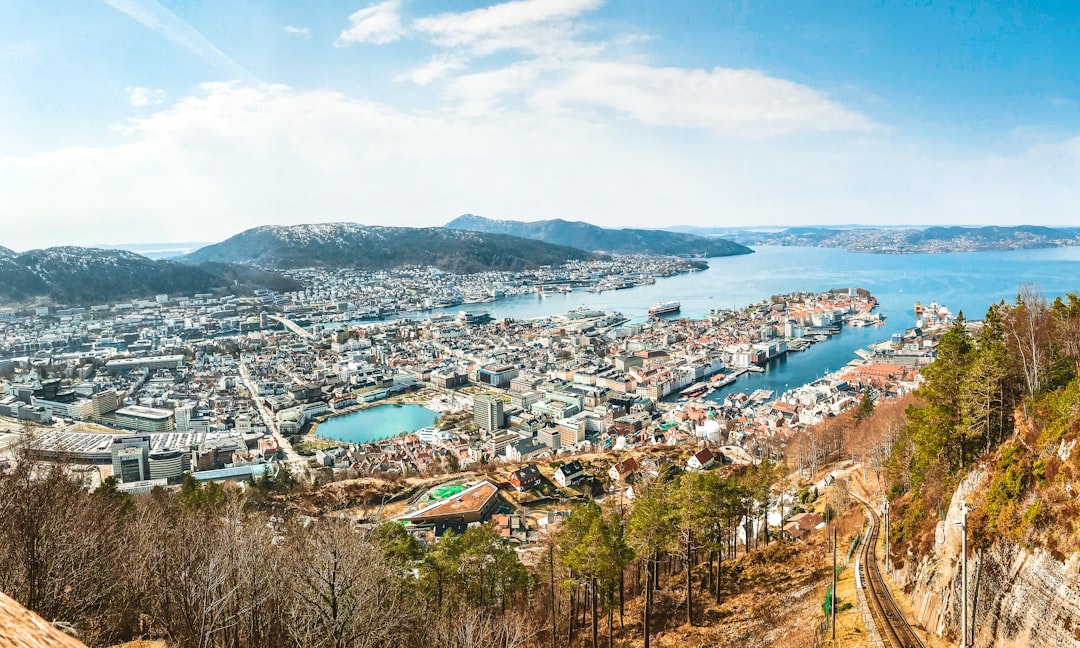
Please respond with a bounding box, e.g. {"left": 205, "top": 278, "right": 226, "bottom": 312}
{"left": 703, "top": 225, "right": 1080, "bottom": 252}
{"left": 0, "top": 245, "right": 14, "bottom": 258}
{"left": 0, "top": 247, "right": 296, "bottom": 305}
{"left": 445, "top": 214, "right": 753, "bottom": 257}
{"left": 183, "top": 223, "right": 599, "bottom": 272}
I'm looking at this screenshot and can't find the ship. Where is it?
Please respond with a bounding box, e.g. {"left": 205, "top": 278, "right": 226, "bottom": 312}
{"left": 914, "top": 301, "right": 924, "bottom": 316}
{"left": 648, "top": 300, "right": 681, "bottom": 316}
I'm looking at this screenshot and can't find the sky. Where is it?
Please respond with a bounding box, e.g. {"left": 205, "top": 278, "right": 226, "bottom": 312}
{"left": 2, "top": 0, "right": 1080, "bottom": 250}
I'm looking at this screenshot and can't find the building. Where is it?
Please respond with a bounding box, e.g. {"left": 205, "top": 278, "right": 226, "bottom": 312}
{"left": 783, "top": 512, "right": 824, "bottom": 541}
{"left": 401, "top": 481, "right": 501, "bottom": 526}
{"left": 537, "top": 427, "right": 561, "bottom": 451}
{"left": 91, "top": 389, "right": 123, "bottom": 416}
{"left": 113, "top": 406, "right": 176, "bottom": 433}
{"left": 110, "top": 436, "right": 150, "bottom": 483}
{"left": 105, "top": 355, "right": 185, "bottom": 374}
{"left": 174, "top": 403, "right": 193, "bottom": 432}
{"left": 608, "top": 457, "right": 639, "bottom": 483}
{"left": 687, "top": 448, "right": 716, "bottom": 471}
{"left": 148, "top": 450, "right": 185, "bottom": 483}
{"left": 553, "top": 460, "right": 586, "bottom": 487}
{"left": 509, "top": 465, "right": 542, "bottom": 491}
{"left": 505, "top": 438, "right": 549, "bottom": 462}
{"left": 473, "top": 393, "right": 504, "bottom": 432}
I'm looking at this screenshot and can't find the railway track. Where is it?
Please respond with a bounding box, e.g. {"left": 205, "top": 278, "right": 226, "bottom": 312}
{"left": 854, "top": 496, "right": 927, "bottom": 648}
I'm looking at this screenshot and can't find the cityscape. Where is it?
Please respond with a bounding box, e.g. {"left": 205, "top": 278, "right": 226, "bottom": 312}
{"left": 3, "top": 2, "right": 1080, "bottom": 648}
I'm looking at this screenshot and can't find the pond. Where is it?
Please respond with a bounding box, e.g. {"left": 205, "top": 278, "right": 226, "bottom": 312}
{"left": 315, "top": 404, "right": 439, "bottom": 444}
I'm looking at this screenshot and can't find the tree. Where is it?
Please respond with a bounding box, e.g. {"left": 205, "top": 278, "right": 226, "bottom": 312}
{"left": 855, "top": 389, "right": 875, "bottom": 423}
{"left": 627, "top": 479, "right": 676, "bottom": 648}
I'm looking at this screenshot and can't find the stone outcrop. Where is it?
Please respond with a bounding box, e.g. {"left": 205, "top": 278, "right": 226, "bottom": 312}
{"left": 894, "top": 471, "right": 1080, "bottom": 647}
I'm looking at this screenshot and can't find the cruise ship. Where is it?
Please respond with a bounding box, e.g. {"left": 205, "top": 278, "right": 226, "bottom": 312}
{"left": 648, "top": 300, "right": 681, "bottom": 316}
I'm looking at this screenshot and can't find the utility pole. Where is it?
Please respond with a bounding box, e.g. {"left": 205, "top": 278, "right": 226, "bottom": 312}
{"left": 955, "top": 501, "right": 969, "bottom": 648}
{"left": 883, "top": 497, "right": 890, "bottom": 574}
{"left": 832, "top": 525, "right": 837, "bottom": 641}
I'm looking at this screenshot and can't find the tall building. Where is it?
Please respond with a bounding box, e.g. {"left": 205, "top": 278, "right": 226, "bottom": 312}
{"left": 174, "top": 403, "right": 193, "bottom": 432}
{"left": 91, "top": 389, "right": 123, "bottom": 416}
{"left": 473, "top": 393, "right": 504, "bottom": 432}
{"left": 110, "top": 436, "right": 150, "bottom": 483}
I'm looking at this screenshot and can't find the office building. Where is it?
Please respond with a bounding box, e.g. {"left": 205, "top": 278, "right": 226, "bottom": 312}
{"left": 110, "top": 436, "right": 150, "bottom": 483}
{"left": 473, "top": 393, "right": 504, "bottom": 432}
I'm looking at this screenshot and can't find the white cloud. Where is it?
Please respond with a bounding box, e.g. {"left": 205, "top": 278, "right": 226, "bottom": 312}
{"left": 395, "top": 55, "right": 468, "bottom": 86}
{"left": 102, "top": 0, "right": 251, "bottom": 79}
{"left": 337, "top": 0, "right": 406, "bottom": 46}
{"left": 283, "top": 25, "right": 310, "bottom": 37}
{"left": 413, "top": 0, "right": 602, "bottom": 59}
{"left": 125, "top": 86, "right": 166, "bottom": 107}
{"left": 2, "top": 83, "right": 1080, "bottom": 251}
{"left": 414, "top": 0, "right": 601, "bottom": 46}
{"left": 528, "top": 62, "right": 877, "bottom": 137}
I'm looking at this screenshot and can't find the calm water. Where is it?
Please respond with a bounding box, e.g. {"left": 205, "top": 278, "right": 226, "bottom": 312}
{"left": 316, "top": 404, "right": 439, "bottom": 444}
{"left": 450, "top": 245, "right": 1080, "bottom": 401}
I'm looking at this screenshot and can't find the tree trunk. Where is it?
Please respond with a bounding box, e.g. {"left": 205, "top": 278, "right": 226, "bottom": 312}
{"left": 686, "top": 530, "right": 693, "bottom": 625}
{"left": 592, "top": 577, "right": 598, "bottom": 648}
{"left": 643, "top": 556, "right": 652, "bottom": 648}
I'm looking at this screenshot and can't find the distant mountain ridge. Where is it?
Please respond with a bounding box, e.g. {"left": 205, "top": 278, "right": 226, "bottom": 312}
{"left": 445, "top": 214, "right": 753, "bottom": 257}
{"left": 183, "top": 222, "right": 600, "bottom": 272}
{"left": 0, "top": 247, "right": 295, "bottom": 306}
{"left": 675, "top": 225, "right": 1080, "bottom": 253}
{"left": 0, "top": 245, "right": 14, "bottom": 258}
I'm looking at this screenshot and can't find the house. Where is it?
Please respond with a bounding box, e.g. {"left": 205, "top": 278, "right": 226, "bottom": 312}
{"left": 505, "top": 438, "right": 549, "bottom": 462}
{"left": 608, "top": 457, "right": 639, "bottom": 483}
{"left": 553, "top": 460, "right": 586, "bottom": 487}
{"left": 783, "top": 511, "right": 824, "bottom": 541}
{"left": 687, "top": 448, "right": 716, "bottom": 471}
{"left": 509, "top": 464, "right": 542, "bottom": 492}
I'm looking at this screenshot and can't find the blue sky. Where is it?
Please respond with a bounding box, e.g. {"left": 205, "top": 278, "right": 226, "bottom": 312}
{"left": 2, "top": 0, "right": 1080, "bottom": 249}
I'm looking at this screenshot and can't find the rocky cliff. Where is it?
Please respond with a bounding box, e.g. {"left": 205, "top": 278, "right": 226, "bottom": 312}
{"left": 894, "top": 471, "right": 1080, "bottom": 647}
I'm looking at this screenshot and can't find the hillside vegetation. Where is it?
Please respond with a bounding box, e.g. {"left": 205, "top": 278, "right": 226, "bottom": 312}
{"left": 183, "top": 222, "right": 601, "bottom": 272}
{"left": 445, "top": 214, "right": 754, "bottom": 257}
{"left": 881, "top": 287, "right": 1080, "bottom": 564}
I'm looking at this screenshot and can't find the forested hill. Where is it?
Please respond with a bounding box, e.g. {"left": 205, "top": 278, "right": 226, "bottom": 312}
{"left": 884, "top": 289, "right": 1080, "bottom": 560}
{"left": 183, "top": 222, "right": 600, "bottom": 272}
{"left": 445, "top": 214, "right": 753, "bottom": 257}
{"left": 0, "top": 247, "right": 297, "bottom": 306}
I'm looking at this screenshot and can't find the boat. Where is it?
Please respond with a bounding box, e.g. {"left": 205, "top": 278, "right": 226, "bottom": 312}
{"left": 914, "top": 301, "right": 924, "bottom": 316}
{"left": 746, "top": 365, "right": 765, "bottom": 373}
{"left": 648, "top": 300, "right": 681, "bottom": 316}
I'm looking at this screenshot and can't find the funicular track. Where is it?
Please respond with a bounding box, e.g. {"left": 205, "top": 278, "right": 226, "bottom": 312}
{"left": 853, "top": 495, "right": 927, "bottom": 648}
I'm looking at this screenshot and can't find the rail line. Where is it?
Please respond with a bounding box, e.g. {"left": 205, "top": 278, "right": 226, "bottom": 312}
{"left": 854, "top": 495, "right": 927, "bottom": 648}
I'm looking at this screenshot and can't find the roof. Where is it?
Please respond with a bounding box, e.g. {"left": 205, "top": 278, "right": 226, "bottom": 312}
{"left": 512, "top": 464, "right": 541, "bottom": 482}
{"left": 556, "top": 460, "right": 584, "bottom": 476}
{"left": 115, "top": 405, "right": 173, "bottom": 420}
{"left": 612, "top": 457, "right": 639, "bottom": 475}
{"left": 402, "top": 481, "right": 499, "bottom": 522}
{"left": 693, "top": 448, "right": 715, "bottom": 464}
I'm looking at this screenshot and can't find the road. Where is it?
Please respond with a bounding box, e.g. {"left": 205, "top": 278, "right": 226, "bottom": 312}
{"left": 238, "top": 361, "right": 303, "bottom": 464}
{"left": 854, "top": 493, "right": 927, "bottom": 648}
{"left": 267, "top": 315, "right": 314, "bottom": 341}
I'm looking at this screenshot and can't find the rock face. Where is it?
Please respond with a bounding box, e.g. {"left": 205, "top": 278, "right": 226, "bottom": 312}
{"left": 896, "top": 471, "right": 1080, "bottom": 647}
{"left": 0, "top": 591, "right": 87, "bottom": 648}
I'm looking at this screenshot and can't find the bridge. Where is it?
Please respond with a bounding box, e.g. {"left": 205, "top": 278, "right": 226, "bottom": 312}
{"left": 267, "top": 315, "right": 314, "bottom": 341}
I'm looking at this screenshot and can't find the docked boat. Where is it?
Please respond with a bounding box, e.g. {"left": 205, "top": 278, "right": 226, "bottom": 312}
{"left": 648, "top": 300, "right": 681, "bottom": 316}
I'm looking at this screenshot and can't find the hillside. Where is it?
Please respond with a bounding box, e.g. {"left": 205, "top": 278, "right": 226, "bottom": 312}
{"left": 445, "top": 214, "right": 753, "bottom": 257}
{"left": 184, "top": 223, "right": 599, "bottom": 272}
{"left": 0, "top": 245, "right": 14, "bottom": 258}
{"left": 694, "top": 225, "right": 1080, "bottom": 253}
{"left": 0, "top": 247, "right": 296, "bottom": 306}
